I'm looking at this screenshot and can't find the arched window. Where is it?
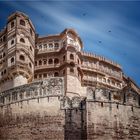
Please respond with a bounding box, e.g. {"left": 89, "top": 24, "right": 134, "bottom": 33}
{"left": 54, "top": 58, "right": 59, "bottom": 64}
{"left": 3, "top": 36, "right": 6, "bottom": 42}
{"left": 20, "top": 38, "right": 25, "bottom": 43}
{"left": 39, "top": 74, "right": 42, "bottom": 78}
{"left": 54, "top": 43, "right": 59, "bottom": 49}
{"left": 63, "top": 55, "right": 65, "bottom": 61}
{"left": 77, "top": 59, "right": 79, "bottom": 64}
{"left": 48, "top": 59, "right": 53, "bottom": 64}
{"left": 49, "top": 43, "right": 53, "bottom": 48}
{"left": 30, "top": 46, "right": 32, "bottom": 51}
{"left": 34, "top": 74, "right": 37, "bottom": 79}
{"left": 63, "top": 69, "right": 65, "bottom": 75}
{"left": 19, "top": 55, "right": 25, "bottom": 61}
{"left": 11, "top": 57, "right": 14, "bottom": 63}
{"left": 54, "top": 72, "right": 59, "bottom": 77}
{"left": 39, "top": 45, "right": 42, "bottom": 49}
{"left": 112, "top": 81, "right": 115, "bottom": 86}
{"left": 43, "top": 73, "right": 47, "bottom": 78}
{"left": 70, "top": 54, "right": 74, "bottom": 60}
{"left": 70, "top": 68, "right": 74, "bottom": 73}
{"left": 44, "top": 44, "right": 47, "bottom": 49}
{"left": 35, "top": 61, "right": 37, "bottom": 66}
{"left": 4, "top": 69, "right": 6, "bottom": 74}
{"left": 103, "top": 78, "right": 106, "bottom": 82}
{"left": 108, "top": 79, "right": 111, "bottom": 84}
{"left": 43, "top": 60, "right": 47, "bottom": 65}
{"left": 11, "top": 21, "right": 14, "bottom": 28}
{"left": 29, "top": 63, "right": 32, "bottom": 68}
{"left": 20, "top": 19, "right": 25, "bottom": 26}
{"left": 11, "top": 40, "right": 14, "bottom": 45}
{"left": 39, "top": 60, "right": 42, "bottom": 65}
{"left": 3, "top": 52, "right": 5, "bottom": 57}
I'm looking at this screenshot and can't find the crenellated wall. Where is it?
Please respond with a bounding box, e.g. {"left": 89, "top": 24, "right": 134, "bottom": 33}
{"left": 86, "top": 102, "right": 140, "bottom": 140}
{"left": 86, "top": 87, "right": 140, "bottom": 140}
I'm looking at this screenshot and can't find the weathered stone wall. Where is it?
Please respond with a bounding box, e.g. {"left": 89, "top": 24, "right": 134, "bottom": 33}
{"left": 63, "top": 97, "right": 87, "bottom": 140}
{"left": 0, "top": 97, "right": 65, "bottom": 140}
{"left": 0, "top": 79, "right": 140, "bottom": 140}
{"left": 87, "top": 101, "right": 140, "bottom": 140}
{"left": 66, "top": 75, "right": 86, "bottom": 97}
{"left": 0, "top": 78, "right": 87, "bottom": 140}
{"left": 0, "top": 78, "right": 65, "bottom": 140}
{"left": 86, "top": 87, "right": 140, "bottom": 140}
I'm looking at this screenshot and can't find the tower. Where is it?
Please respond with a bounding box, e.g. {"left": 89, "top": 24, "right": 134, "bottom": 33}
{"left": 0, "top": 11, "right": 35, "bottom": 92}
{"left": 62, "top": 29, "right": 86, "bottom": 97}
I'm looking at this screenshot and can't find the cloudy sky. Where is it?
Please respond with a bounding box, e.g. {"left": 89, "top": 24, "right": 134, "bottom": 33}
{"left": 0, "top": 1, "right": 140, "bottom": 86}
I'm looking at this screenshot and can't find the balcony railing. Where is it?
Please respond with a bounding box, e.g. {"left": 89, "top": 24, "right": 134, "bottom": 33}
{"left": 81, "top": 64, "right": 122, "bottom": 80}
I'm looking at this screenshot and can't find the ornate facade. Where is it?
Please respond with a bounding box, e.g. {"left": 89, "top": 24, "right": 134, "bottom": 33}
{"left": 0, "top": 11, "right": 139, "bottom": 96}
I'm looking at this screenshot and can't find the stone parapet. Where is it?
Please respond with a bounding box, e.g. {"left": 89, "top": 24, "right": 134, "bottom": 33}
{"left": 87, "top": 87, "right": 140, "bottom": 108}
{"left": 0, "top": 77, "right": 64, "bottom": 106}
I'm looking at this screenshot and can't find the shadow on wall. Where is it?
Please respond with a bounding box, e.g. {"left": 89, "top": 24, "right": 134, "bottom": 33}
{"left": 63, "top": 97, "right": 87, "bottom": 140}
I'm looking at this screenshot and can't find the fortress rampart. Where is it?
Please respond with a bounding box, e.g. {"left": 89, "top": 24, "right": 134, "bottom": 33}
{"left": 0, "top": 77, "right": 140, "bottom": 140}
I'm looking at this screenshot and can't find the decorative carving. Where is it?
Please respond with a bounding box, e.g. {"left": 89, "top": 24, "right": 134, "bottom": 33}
{"left": 72, "top": 96, "right": 82, "bottom": 108}
{"left": 0, "top": 77, "right": 64, "bottom": 106}
{"left": 60, "top": 96, "right": 71, "bottom": 109}
{"left": 87, "top": 87, "right": 95, "bottom": 100}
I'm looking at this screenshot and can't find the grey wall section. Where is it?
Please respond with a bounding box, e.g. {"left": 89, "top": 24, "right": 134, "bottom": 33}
{"left": 86, "top": 87, "right": 140, "bottom": 140}
{"left": 86, "top": 101, "right": 140, "bottom": 140}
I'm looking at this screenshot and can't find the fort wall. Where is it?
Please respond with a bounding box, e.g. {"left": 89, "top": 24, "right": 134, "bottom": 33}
{"left": 0, "top": 78, "right": 140, "bottom": 140}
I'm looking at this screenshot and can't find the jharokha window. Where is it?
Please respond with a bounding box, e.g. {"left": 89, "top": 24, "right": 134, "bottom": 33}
{"left": 20, "top": 19, "right": 25, "bottom": 26}
{"left": 43, "top": 73, "right": 47, "bottom": 78}
{"left": 48, "top": 59, "right": 53, "bottom": 64}
{"left": 49, "top": 43, "right": 53, "bottom": 48}
{"left": 4, "top": 69, "right": 6, "bottom": 74}
{"left": 70, "top": 54, "right": 74, "bottom": 60}
{"left": 3, "top": 52, "right": 5, "bottom": 57}
{"left": 54, "top": 58, "right": 59, "bottom": 64}
{"left": 11, "top": 21, "right": 14, "bottom": 28}
{"left": 35, "top": 61, "right": 37, "bottom": 66}
{"left": 11, "top": 57, "right": 14, "bottom": 63}
{"left": 20, "top": 38, "right": 25, "bottom": 43}
{"left": 43, "top": 60, "right": 47, "bottom": 65}
{"left": 34, "top": 74, "right": 37, "bottom": 79}
{"left": 29, "top": 63, "right": 32, "bottom": 68}
{"left": 54, "top": 43, "right": 59, "bottom": 49}
{"left": 63, "top": 55, "right": 65, "bottom": 61}
{"left": 19, "top": 55, "right": 25, "bottom": 61}
{"left": 39, "top": 60, "right": 42, "bottom": 65}
{"left": 11, "top": 40, "right": 14, "bottom": 45}
{"left": 54, "top": 72, "right": 59, "bottom": 77}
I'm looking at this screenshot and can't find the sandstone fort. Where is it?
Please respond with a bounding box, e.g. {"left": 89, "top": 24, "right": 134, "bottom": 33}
{"left": 0, "top": 11, "right": 140, "bottom": 140}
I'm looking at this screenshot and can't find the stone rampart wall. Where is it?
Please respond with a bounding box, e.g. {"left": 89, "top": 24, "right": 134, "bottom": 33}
{"left": 0, "top": 78, "right": 140, "bottom": 140}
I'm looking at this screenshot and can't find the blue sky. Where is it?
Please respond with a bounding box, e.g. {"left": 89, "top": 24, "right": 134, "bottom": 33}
{"left": 0, "top": 1, "right": 140, "bottom": 86}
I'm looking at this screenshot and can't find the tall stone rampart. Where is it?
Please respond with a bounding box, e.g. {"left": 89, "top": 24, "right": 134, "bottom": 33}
{"left": 0, "top": 78, "right": 140, "bottom": 140}
{"left": 86, "top": 87, "right": 140, "bottom": 140}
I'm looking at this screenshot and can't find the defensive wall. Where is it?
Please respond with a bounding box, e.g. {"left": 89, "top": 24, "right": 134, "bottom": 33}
{"left": 0, "top": 77, "right": 140, "bottom": 140}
